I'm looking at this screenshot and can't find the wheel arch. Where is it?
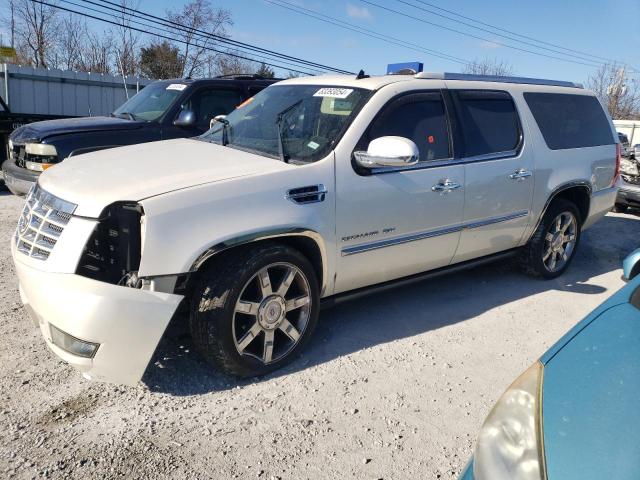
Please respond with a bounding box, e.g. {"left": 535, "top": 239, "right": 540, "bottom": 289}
{"left": 189, "top": 228, "right": 328, "bottom": 296}
{"left": 531, "top": 181, "right": 591, "bottom": 237}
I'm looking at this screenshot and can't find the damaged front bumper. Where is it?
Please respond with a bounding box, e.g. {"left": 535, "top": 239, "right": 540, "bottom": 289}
{"left": 13, "top": 239, "right": 183, "bottom": 386}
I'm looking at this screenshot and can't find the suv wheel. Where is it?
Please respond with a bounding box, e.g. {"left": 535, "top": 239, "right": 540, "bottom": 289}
{"left": 189, "top": 243, "right": 320, "bottom": 377}
{"left": 521, "top": 199, "right": 581, "bottom": 279}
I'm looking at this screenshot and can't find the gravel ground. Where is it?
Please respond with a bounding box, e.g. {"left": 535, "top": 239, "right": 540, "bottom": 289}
{"left": 1, "top": 190, "right": 639, "bottom": 479}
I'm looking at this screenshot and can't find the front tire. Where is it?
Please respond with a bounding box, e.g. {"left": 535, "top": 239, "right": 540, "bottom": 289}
{"left": 520, "top": 199, "right": 581, "bottom": 279}
{"left": 189, "top": 243, "right": 320, "bottom": 377}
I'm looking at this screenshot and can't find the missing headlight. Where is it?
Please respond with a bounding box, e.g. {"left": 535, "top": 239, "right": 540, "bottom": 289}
{"left": 76, "top": 202, "right": 143, "bottom": 285}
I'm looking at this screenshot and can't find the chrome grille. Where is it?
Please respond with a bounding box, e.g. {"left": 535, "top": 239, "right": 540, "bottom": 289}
{"left": 15, "top": 185, "right": 77, "bottom": 260}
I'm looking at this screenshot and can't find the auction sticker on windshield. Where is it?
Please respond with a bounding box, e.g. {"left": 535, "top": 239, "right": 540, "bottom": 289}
{"left": 313, "top": 88, "right": 353, "bottom": 99}
{"left": 166, "top": 84, "right": 187, "bottom": 91}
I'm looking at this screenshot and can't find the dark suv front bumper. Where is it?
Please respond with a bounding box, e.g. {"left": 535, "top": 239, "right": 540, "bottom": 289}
{"left": 1, "top": 159, "right": 38, "bottom": 196}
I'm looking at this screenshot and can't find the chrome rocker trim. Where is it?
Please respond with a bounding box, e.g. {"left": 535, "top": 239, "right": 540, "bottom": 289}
{"left": 341, "top": 210, "right": 529, "bottom": 256}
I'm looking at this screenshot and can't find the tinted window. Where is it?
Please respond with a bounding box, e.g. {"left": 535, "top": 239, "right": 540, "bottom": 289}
{"left": 367, "top": 92, "right": 450, "bottom": 162}
{"left": 183, "top": 88, "right": 244, "bottom": 128}
{"left": 524, "top": 92, "right": 614, "bottom": 150}
{"left": 453, "top": 90, "right": 520, "bottom": 157}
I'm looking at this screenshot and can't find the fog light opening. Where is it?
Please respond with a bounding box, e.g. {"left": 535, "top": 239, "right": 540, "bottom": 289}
{"left": 50, "top": 324, "right": 99, "bottom": 358}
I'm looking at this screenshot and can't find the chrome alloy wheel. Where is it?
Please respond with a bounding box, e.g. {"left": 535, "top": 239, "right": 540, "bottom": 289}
{"left": 543, "top": 211, "right": 577, "bottom": 273}
{"left": 232, "top": 262, "right": 312, "bottom": 364}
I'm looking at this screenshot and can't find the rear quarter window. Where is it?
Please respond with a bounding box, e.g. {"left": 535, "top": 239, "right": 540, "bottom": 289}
{"left": 524, "top": 92, "right": 614, "bottom": 150}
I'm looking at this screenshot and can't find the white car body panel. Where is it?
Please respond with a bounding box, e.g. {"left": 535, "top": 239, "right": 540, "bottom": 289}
{"left": 10, "top": 73, "right": 618, "bottom": 384}
{"left": 39, "top": 139, "right": 291, "bottom": 217}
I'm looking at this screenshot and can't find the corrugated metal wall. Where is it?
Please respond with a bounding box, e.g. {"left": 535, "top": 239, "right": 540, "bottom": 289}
{"left": 1, "top": 64, "right": 154, "bottom": 117}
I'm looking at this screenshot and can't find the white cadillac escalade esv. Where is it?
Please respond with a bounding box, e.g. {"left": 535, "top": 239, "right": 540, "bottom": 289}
{"left": 11, "top": 72, "right": 619, "bottom": 385}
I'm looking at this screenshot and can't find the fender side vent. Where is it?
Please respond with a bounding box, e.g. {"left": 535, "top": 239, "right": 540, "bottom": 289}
{"left": 286, "top": 184, "right": 327, "bottom": 204}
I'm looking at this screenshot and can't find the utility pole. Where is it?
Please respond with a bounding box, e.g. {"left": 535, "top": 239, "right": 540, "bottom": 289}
{"left": 10, "top": 0, "right": 16, "bottom": 48}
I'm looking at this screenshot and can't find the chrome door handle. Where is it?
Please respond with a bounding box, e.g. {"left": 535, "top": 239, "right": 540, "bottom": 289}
{"left": 509, "top": 169, "right": 533, "bottom": 180}
{"left": 431, "top": 179, "right": 461, "bottom": 193}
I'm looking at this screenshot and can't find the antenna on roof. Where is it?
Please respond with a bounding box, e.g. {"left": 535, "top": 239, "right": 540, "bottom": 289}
{"left": 356, "top": 69, "right": 369, "bottom": 80}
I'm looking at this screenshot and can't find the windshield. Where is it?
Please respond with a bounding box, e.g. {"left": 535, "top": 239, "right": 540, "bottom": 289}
{"left": 201, "top": 85, "right": 371, "bottom": 163}
{"left": 113, "top": 82, "right": 186, "bottom": 121}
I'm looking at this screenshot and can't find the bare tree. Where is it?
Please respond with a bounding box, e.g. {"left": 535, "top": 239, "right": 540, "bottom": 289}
{"left": 57, "top": 15, "right": 86, "bottom": 71}
{"left": 111, "top": 0, "right": 140, "bottom": 76}
{"left": 82, "top": 30, "right": 114, "bottom": 74}
{"left": 587, "top": 63, "right": 640, "bottom": 120}
{"left": 463, "top": 57, "right": 515, "bottom": 76}
{"left": 211, "top": 52, "right": 256, "bottom": 77}
{"left": 12, "top": 0, "right": 59, "bottom": 67}
{"left": 167, "top": 0, "right": 232, "bottom": 78}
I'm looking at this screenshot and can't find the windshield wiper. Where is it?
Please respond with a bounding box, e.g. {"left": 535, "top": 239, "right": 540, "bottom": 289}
{"left": 275, "top": 99, "right": 303, "bottom": 163}
{"left": 114, "top": 111, "right": 137, "bottom": 121}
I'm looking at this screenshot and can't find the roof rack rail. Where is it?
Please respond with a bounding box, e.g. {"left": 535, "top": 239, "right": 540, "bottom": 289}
{"left": 414, "top": 72, "right": 583, "bottom": 89}
{"left": 214, "top": 73, "right": 281, "bottom": 81}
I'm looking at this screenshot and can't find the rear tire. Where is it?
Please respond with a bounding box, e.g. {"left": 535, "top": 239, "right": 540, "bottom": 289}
{"left": 520, "top": 199, "right": 581, "bottom": 279}
{"left": 189, "top": 243, "right": 320, "bottom": 377}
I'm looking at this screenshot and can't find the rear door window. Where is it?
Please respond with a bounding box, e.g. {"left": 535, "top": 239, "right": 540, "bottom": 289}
{"left": 365, "top": 92, "right": 451, "bottom": 162}
{"left": 524, "top": 92, "right": 614, "bottom": 150}
{"left": 451, "top": 90, "right": 520, "bottom": 157}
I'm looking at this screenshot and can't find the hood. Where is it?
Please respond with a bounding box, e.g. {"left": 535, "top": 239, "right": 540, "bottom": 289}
{"left": 542, "top": 299, "right": 640, "bottom": 480}
{"left": 39, "top": 138, "right": 289, "bottom": 217}
{"left": 10, "top": 116, "right": 146, "bottom": 142}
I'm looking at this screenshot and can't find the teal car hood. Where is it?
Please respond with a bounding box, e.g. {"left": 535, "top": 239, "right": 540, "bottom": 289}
{"left": 542, "top": 297, "right": 640, "bottom": 479}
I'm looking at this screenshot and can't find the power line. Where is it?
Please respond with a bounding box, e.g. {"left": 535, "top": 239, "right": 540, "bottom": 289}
{"left": 89, "top": 0, "right": 354, "bottom": 74}
{"left": 359, "top": 0, "right": 608, "bottom": 69}
{"left": 32, "top": 0, "right": 318, "bottom": 76}
{"left": 409, "top": 0, "right": 626, "bottom": 66}
{"left": 391, "top": 0, "right": 621, "bottom": 67}
{"left": 265, "top": 0, "right": 470, "bottom": 66}
{"left": 68, "top": 0, "right": 326, "bottom": 75}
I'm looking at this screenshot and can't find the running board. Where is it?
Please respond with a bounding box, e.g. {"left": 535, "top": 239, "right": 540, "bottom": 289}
{"left": 321, "top": 249, "right": 519, "bottom": 309}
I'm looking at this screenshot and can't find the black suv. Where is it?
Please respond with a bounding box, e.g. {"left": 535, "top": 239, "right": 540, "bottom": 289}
{"left": 2, "top": 75, "right": 276, "bottom": 195}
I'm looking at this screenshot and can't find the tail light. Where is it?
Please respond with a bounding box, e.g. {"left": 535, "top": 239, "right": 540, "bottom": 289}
{"left": 613, "top": 143, "right": 622, "bottom": 186}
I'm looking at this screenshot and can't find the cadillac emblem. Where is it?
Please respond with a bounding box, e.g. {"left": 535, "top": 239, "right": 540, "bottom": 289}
{"left": 17, "top": 208, "right": 31, "bottom": 236}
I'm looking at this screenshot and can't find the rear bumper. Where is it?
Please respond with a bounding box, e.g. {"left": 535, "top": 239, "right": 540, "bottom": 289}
{"left": 1, "top": 159, "right": 38, "bottom": 196}
{"left": 583, "top": 186, "right": 617, "bottom": 230}
{"left": 12, "top": 240, "right": 183, "bottom": 385}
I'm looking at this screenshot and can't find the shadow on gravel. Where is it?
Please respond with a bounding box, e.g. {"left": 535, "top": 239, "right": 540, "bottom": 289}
{"left": 143, "top": 213, "right": 640, "bottom": 396}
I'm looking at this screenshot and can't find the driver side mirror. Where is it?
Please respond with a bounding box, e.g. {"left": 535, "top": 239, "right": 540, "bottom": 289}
{"left": 354, "top": 136, "right": 419, "bottom": 169}
{"left": 174, "top": 109, "right": 195, "bottom": 127}
{"left": 623, "top": 248, "right": 640, "bottom": 281}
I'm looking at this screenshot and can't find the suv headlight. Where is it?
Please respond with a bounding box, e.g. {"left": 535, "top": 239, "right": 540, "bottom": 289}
{"left": 24, "top": 143, "right": 58, "bottom": 171}
{"left": 473, "top": 361, "right": 546, "bottom": 480}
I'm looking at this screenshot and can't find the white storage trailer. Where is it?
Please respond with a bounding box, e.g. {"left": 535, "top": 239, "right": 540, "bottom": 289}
{"left": 0, "top": 63, "right": 152, "bottom": 162}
